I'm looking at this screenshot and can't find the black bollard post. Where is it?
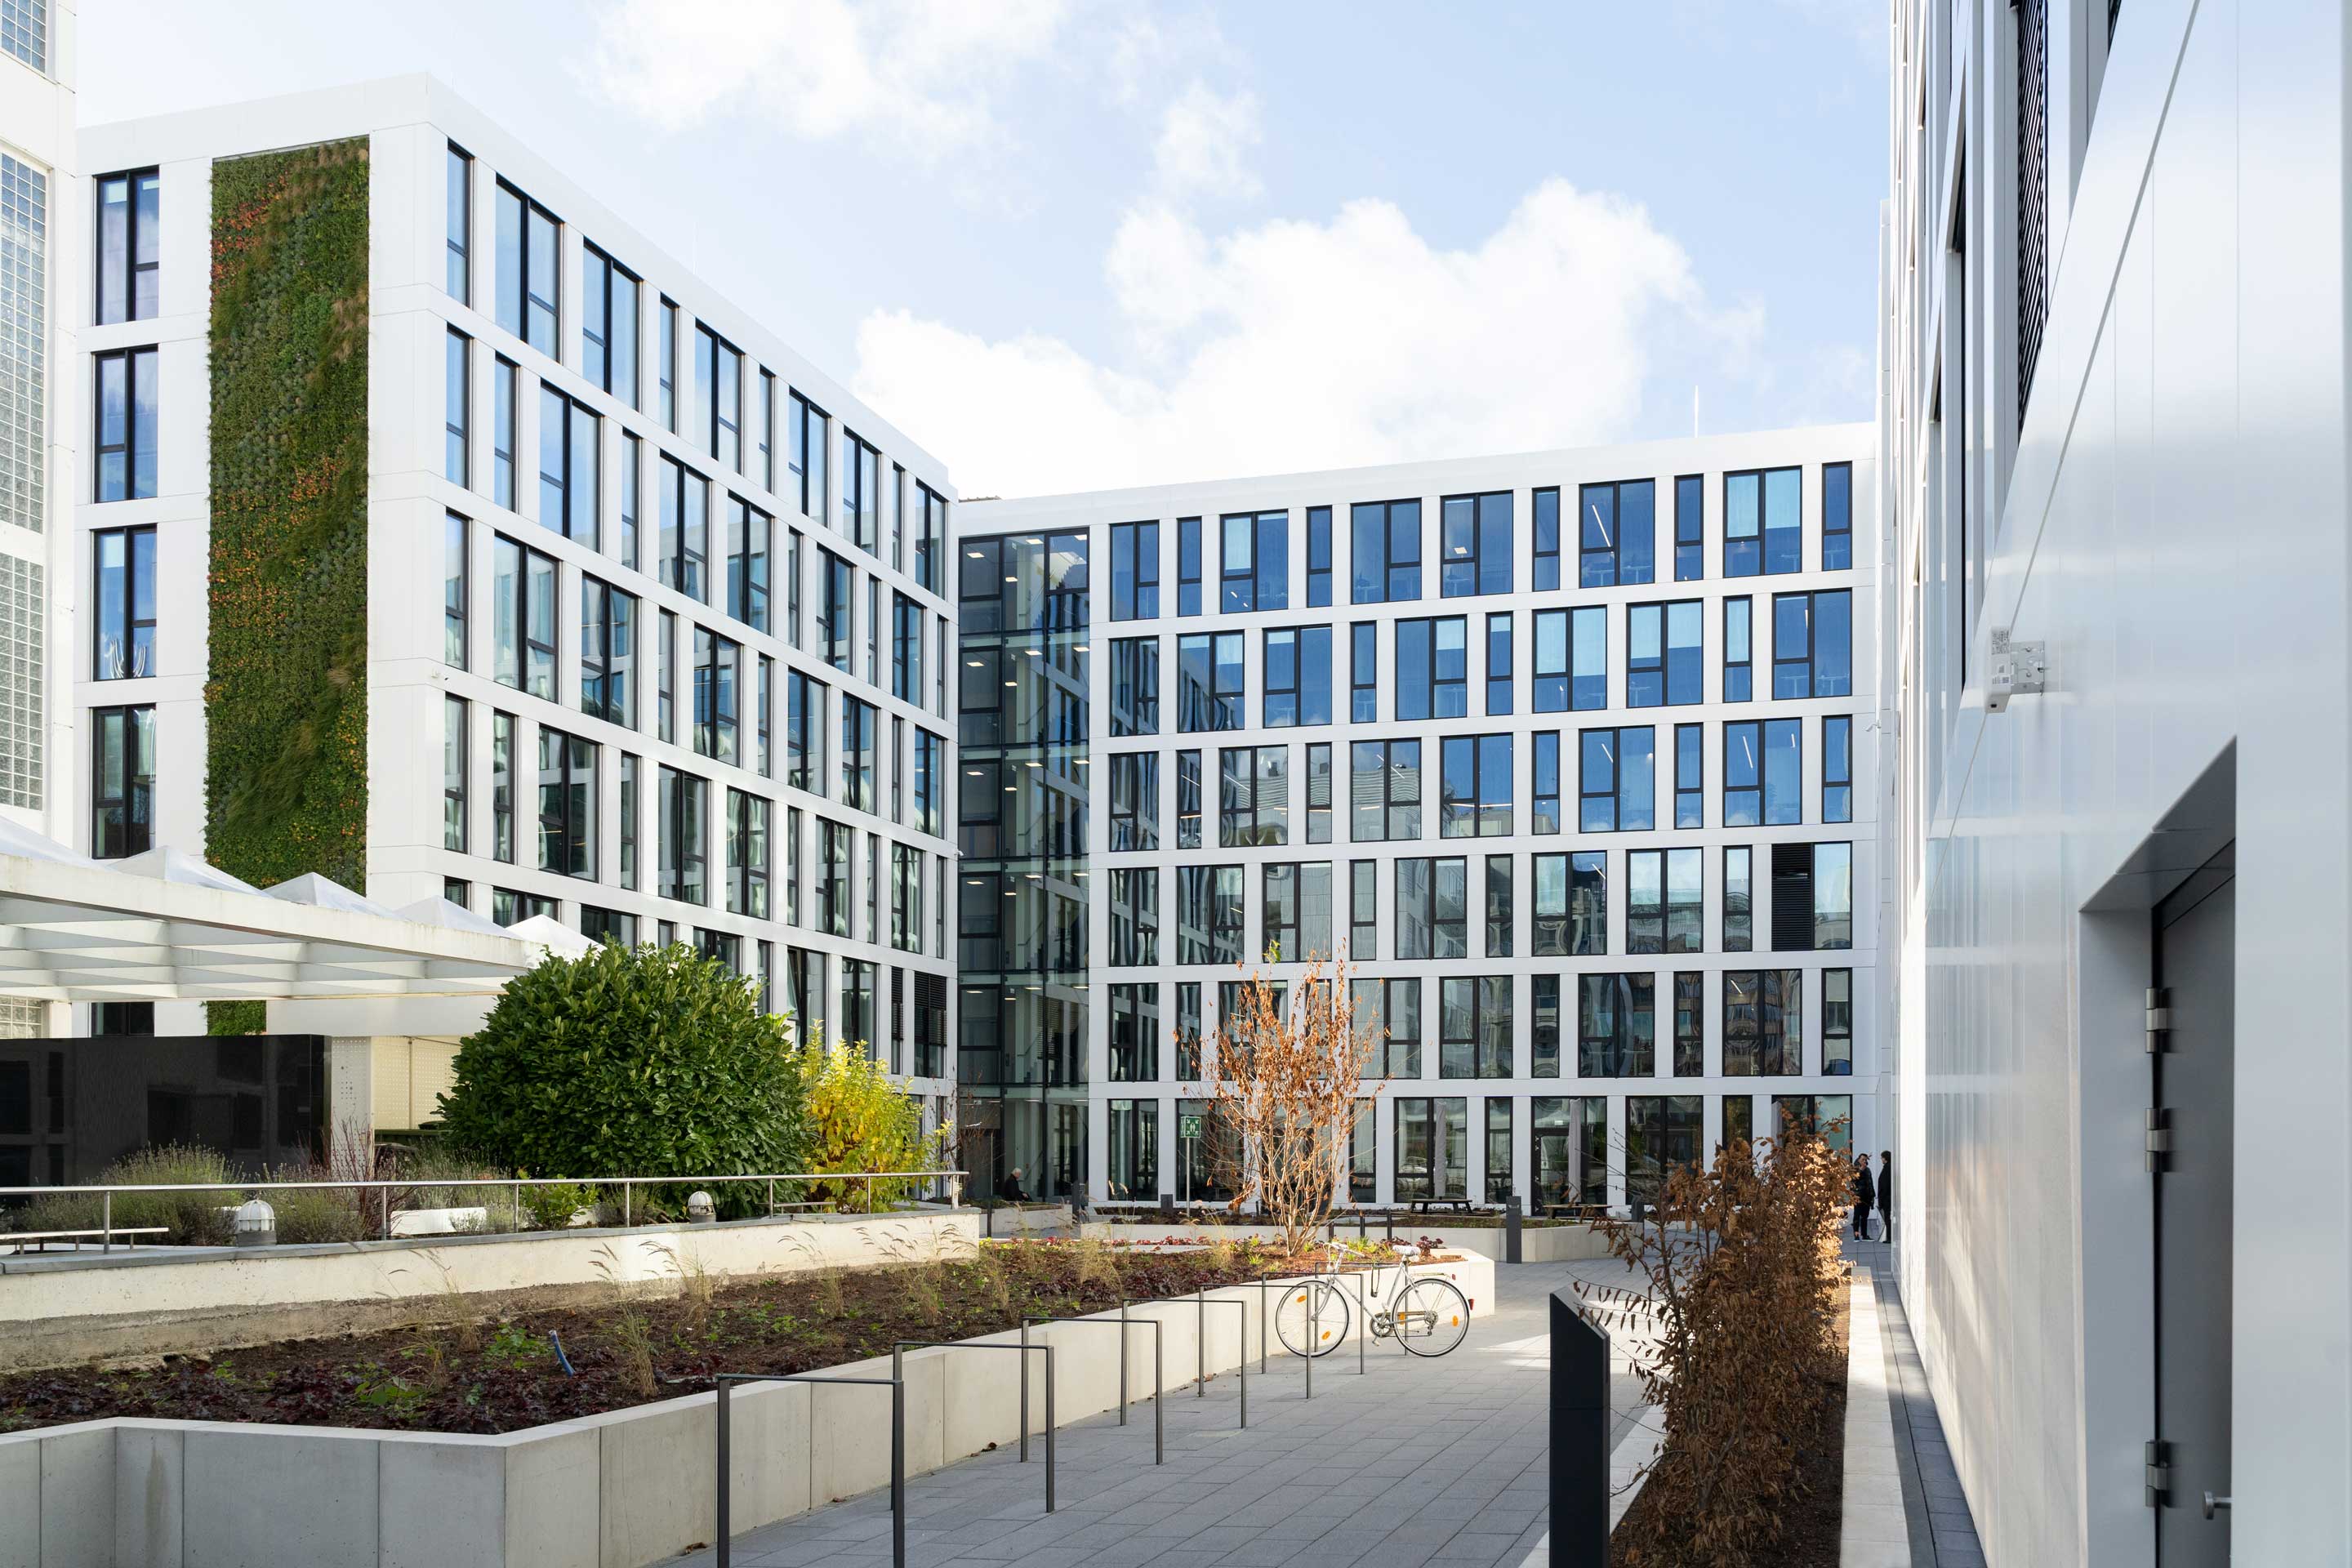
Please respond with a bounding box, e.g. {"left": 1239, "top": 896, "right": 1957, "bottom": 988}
{"left": 1551, "top": 1291, "right": 1610, "bottom": 1566}
{"left": 1504, "top": 1194, "right": 1523, "bottom": 1264}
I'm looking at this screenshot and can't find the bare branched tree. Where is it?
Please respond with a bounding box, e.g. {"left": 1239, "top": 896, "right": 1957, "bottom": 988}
{"left": 1200, "top": 956, "right": 1383, "bottom": 1257}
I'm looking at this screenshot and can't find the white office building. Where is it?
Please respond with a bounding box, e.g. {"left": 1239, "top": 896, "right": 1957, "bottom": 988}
{"left": 0, "top": 0, "right": 74, "bottom": 1041}
{"left": 958, "top": 426, "right": 1881, "bottom": 1209}
{"left": 51, "top": 78, "right": 959, "bottom": 1141}
{"left": 1880, "top": 0, "right": 2348, "bottom": 1562}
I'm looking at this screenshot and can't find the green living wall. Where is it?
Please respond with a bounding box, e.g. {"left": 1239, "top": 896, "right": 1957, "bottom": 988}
{"left": 205, "top": 139, "right": 370, "bottom": 1035}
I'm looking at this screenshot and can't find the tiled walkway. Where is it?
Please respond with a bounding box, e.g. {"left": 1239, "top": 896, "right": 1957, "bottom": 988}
{"left": 1846, "top": 1237, "right": 1987, "bottom": 1567}
{"left": 672, "top": 1255, "right": 1654, "bottom": 1568}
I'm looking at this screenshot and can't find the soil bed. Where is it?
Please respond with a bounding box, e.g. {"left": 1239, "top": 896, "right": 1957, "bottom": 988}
{"left": 1612, "top": 1282, "right": 1851, "bottom": 1567}
{"left": 0, "top": 1241, "right": 1293, "bottom": 1437}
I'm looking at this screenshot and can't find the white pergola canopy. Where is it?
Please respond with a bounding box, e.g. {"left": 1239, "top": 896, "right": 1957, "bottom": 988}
{"left": 0, "top": 818, "right": 580, "bottom": 1004}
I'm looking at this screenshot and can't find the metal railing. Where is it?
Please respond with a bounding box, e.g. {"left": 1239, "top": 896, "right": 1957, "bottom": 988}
{"left": 0, "top": 1169, "right": 966, "bottom": 1254}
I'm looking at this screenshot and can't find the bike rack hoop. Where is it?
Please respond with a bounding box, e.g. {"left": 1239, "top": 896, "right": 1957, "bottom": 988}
{"left": 891, "top": 1341, "right": 1058, "bottom": 1510}
{"left": 1190, "top": 1291, "right": 1248, "bottom": 1428}
{"left": 1021, "top": 1312, "right": 1165, "bottom": 1464}
{"left": 705, "top": 1372, "right": 906, "bottom": 1568}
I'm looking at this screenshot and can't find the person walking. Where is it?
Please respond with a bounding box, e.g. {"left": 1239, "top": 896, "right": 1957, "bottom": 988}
{"left": 1851, "top": 1153, "right": 1877, "bottom": 1240}
{"left": 1878, "top": 1150, "right": 1894, "bottom": 1241}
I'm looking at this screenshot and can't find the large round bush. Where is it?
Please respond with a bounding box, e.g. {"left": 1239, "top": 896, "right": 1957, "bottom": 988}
{"left": 435, "top": 943, "right": 805, "bottom": 1182}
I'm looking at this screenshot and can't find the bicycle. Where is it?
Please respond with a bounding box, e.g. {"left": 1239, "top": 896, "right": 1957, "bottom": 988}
{"left": 1272, "top": 1243, "right": 1471, "bottom": 1360}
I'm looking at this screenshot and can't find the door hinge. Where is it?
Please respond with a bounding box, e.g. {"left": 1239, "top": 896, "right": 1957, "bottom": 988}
{"left": 2144, "top": 987, "right": 2172, "bottom": 1051}
{"left": 2144, "top": 1109, "right": 2173, "bottom": 1172}
{"left": 2145, "top": 1440, "right": 2173, "bottom": 1508}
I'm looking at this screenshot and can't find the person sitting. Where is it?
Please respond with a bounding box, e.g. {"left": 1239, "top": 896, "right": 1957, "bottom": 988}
{"left": 996, "top": 1166, "right": 1029, "bottom": 1205}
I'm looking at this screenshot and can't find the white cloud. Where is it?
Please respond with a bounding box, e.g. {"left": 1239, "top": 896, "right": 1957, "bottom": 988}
{"left": 1152, "top": 81, "right": 1262, "bottom": 203}
{"left": 853, "top": 179, "right": 1761, "bottom": 497}
{"left": 574, "top": 0, "right": 1071, "bottom": 160}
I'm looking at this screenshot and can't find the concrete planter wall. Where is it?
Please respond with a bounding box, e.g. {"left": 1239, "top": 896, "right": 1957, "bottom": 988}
{"left": 0, "top": 1212, "right": 979, "bottom": 1373}
{"left": 1079, "top": 1218, "right": 1615, "bottom": 1264}
{"left": 0, "top": 1256, "right": 1494, "bottom": 1568}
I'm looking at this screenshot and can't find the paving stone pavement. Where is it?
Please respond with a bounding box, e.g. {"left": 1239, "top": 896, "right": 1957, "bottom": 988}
{"left": 1845, "top": 1236, "right": 1987, "bottom": 1567}
{"left": 669, "top": 1255, "right": 1655, "bottom": 1568}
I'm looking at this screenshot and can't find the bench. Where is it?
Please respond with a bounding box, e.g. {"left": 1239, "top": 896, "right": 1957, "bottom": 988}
{"left": 0, "top": 1227, "right": 171, "bottom": 1254}
{"left": 1406, "top": 1198, "right": 1475, "bottom": 1215}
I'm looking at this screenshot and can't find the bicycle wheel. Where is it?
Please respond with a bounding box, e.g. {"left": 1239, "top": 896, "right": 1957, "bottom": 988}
{"left": 1272, "top": 1279, "right": 1350, "bottom": 1358}
{"left": 1391, "top": 1278, "right": 1471, "bottom": 1357}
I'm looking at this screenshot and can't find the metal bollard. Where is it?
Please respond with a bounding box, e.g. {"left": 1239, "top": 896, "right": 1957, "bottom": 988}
{"left": 1504, "top": 1194, "right": 1523, "bottom": 1265}
{"left": 1550, "top": 1293, "right": 1610, "bottom": 1567}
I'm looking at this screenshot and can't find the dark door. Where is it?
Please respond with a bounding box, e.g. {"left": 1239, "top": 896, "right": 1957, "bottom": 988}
{"left": 2155, "top": 861, "right": 2233, "bottom": 1563}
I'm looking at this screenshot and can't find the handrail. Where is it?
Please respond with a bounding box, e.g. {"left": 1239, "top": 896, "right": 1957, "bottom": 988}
{"left": 892, "top": 1341, "right": 1056, "bottom": 1509}
{"left": 0, "top": 1169, "right": 968, "bottom": 1253}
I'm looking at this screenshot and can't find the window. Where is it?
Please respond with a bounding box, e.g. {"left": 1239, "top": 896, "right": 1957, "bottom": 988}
{"left": 841, "top": 429, "right": 881, "bottom": 553}
{"left": 1626, "top": 601, "right": 1701, "bottom": 707}
{"left": 1440, "top": 975, "right": 1512, "bottom": 1078}
{"left": 818, "top": 551, "right": 851, "bottom": 670}
{"left": 656, "top": 457, "right": 710, "bottom": 600}
{"left": 1177, "top": 865, "right": 1244, "bottom": 965}
{"left": 1111, "top": 636, "right": 1160, "bottom": 737}
{"left": 1110, "top": 752, "right": 1157, "bottom": 851}
{"left": 1631, "top": 848, "right": 1704, "bottom": 955}
{"left": 840, "top": 697, "right": 876, "bottom": 813}
{"left": 443, "top": 697, "right": 468, "bottom": 852}
{"left": 1486, "top": 612, "right": 1513, "bottom": 715}
{"left": 92, "top": 347, "right": 157, "bottom": 501}
{"left": 581, "top": 244, "right": 639, "bottom": 406}
{"left": 1578, "top": 726, "right": 1654, "bottom": 832}
{"left": 1219, "top": 510, "right": 1288, "bottom": 612}
{"left": 1723, "top": 597, "right": 1753, "bottom": 702}
{"left": 491, "top": 712, "right": 514, "bottom": 862}
{"left": 1578, "top": 973, "right": 1655, "bottom": 1077}
{"left": 1770, "top": 841, "right": 1854, "bottom": 951}
{"left": 95, "top": 168, "right": 159, "bottom": 325}
{"left": 537, "top": 388, "right": 599, "bottom": 545}
{"left": 1305, "top": 743, "right": 1333, "bottom": 844}
{"left": 1348, "top": 862, "right": 1379, "bottom": 961}
{"left": 580, "top": 906, "right": 637, "bottom": 949}
{"left": 1625, "top": 1096, "right": 1702, "bottom": 1203}
{"left": 1441, "top": 491, "right": 1512, "bottom": 597}
{"left": 1723, "top": 970, "right": 1800, "bottom": 1076}
{"left": 444, "top": 328, "right": 470, "bottom": 485}
{"left": 1440, "top": 733, "right": 1512, "bottom": 838}
{"left": 1532, "top": 487, "right": 1561, "bottom": 591}
{"left": 724, "top": 499, "right": 771, "bottom": 632}
{"left": 1218, "top": 745, "right": 1287, "bottom": 847}
{"left": 1394, "top": 857, "right": 1468, "bottom": 960}
{"left": 1533, "top": 851, "right": 1606, "bottom": 957}
{"left": 1176, "top": 515, "right": 1204, "bottom": 616}
{"left": 536, "top": 728, "right": 597, "bottom": 878}
{"left": 1822, "top": 461, "right": 1853, "bottom": 570}
{"left": 1109, "top": 986, "right": 1159, "bottom": 1080}
{"left": 1485, "top": 854, "right": 1512, "bottom": 957}
{"left": 1305, "top": 506, "right": 1332, "bottom": 606}
{"left": 786, "top": 671, "right": 825, "bottom": 795}
{"left": 1579, "top": 479, "right": 1654, "bottom": 587}
{"left": 1725, "top": 718, "right": 1801, "bottom": 827}
{"left": 492, "top": 356, "right": 518, "bottom": 508}
{"left": 816, "top": 819, "right": 850, "bottom": 935}
{"left": 580, "top": 577, "right": 635, "bottom": 726}
{"left": 617, "top": 434, "right": 641, "bottom": 570}
{"left": 1394, "top": 1098, "right": 1468, "bottom": 1201}
{"left": 724, "top": 799, "right": 771, "bottom": 921}
{"left": 1724, "top": 846, "right": 1753, "bottom": 951}
{"left": 1263, "top": 626, "right": 1331, "bottom": 726}
{"left": 1671, "top": 973, "right": 1704, "bottom": 1076}
{"left": 913, "top": 729, "right": 943, "bottom": 836}
{"left": 1531, "top": 731, "right": 1562, "bottom": 835}
{"left": 91, "top": 525, "right": 154, "bottom": 679}
{"left": 890, "top": 591, "right": 922, "bottom": 700}
{"left": 1111, "top": 520, "right": 1159, "bottom": 621}
{"left": 492, "top": 536, "right": 557, "bottom": 701}
{"left": 1530, "top": 977, "right": 1562, "bottom": 1077}
{"left": 760, "top": 660, "right": 776, "bottom": 780}
{"left": 1773, "top": 590, "right": 1853, "bottom": 698}
{"left": 787, "top": 394, "right": 829, "bottom": 521}
{"left": 1349, "top": 740, "right": 1422, "bottom": 842}
{"left": 1817, "top": 967, "right": 1854, "bottom": 1076}
{"left": 915, "top": 483, "right": 946, "bottom": 592}
{"left": 494, "top": 181, "right": 559, "bottom": 357}
{"left": 1824, "top": 716, "right": 1853, "bottom": 823}
{"left": 1673, "top": 474, "right": 1704, "bottom": 581}
{"left": 619, "top": 755, "right": 639, "bottom": 890}
{"left": 1349, "top": 622, "right": 1378, "bottom": 722}
{"left": 1176, "top": 750, "right": 1202, "bottom": 849}
{"left": 1350, "top": 499, "right": 1421, "bottom": 603}
{"left": 90, "top": 704, "right": 155, "bottom": 858}
{"left": 1628, "top": 849, "right": 1663, "bottom": 954}
{"left": 1394, "top": 616, "right": 1468, "bottom": 720}
{"left": 1263, "top": 862, "right": 1333, "bottom": 963}
{"left": 443, "top": 146, "right": 470, "bottom": 302}
{"left": 1725, "top": 466, "right": 1801, "bottom": 577}
{"left": 657, "top": 298, "right": 679, "bottom": 430}
{"left": 492, "top": 889, "right": 558, "bottom": 927}
{"left": 1673, "top": 724, "right": 1703, "bottom": 828}
{"left": 697, "top": 327, "right": 744, "bottom": 470}
{"left": 1177, "top": 631, "right": 1245, "bottom": 731}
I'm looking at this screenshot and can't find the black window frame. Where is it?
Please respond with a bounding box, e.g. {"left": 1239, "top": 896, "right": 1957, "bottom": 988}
{"left": 89, "top": 703, "right": 155, "bottom": 859}
{"left": 581, "top": 241, "right": 640, "bottom": 408}
{"left": 494, "top": 179, "right": 562, "bottom": 358}
{"left": 91, "top": 345, "right": 158, "bottom": 502}
{"left": 1350, "top": 498, "right": 1422, "bottom": 604}
{"left": 94, "top": 167, "right": 159, "bottom": 326}
{"left": 1439, "top": 490, "right": 1513, "bottom": 598}
{"left": 90, "top": 523, "right": 155, "bottom": 680}
{"left": 1110, "top": 519, "right": 1160, "bottom": 621}
{"left": 1348, "top": 738, "right": 1422, "bottom": 844}
{"left": 1578, "top": 478, "right": 1655, "bottom": 588}
{"left": 1673, "top": 473, "right": 1704, "bottom": 581}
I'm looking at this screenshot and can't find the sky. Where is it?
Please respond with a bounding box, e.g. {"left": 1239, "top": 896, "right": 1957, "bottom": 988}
{"left": 80, "top": 0, "right": 1887, "bottom": 498}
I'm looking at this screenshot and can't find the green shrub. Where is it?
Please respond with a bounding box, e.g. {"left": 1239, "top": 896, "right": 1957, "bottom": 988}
{"left": 519, "top": 1180, "right": 599, "bottom": 1232}
{"left": 791, "top": 1031, "right": 951, "bottom": 1211}
{"left": 434, "top": 944, "right": 805, "bottom": 1210}
{"left": 269, "top": 1180, "right": 368, "bottom": 1244}
{"left": 10, "top": 1146, "right": 243, "bottom": 1245}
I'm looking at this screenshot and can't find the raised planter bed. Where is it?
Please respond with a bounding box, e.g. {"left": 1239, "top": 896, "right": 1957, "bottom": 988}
{"left": 0, "top": 1249, "right": 1495, "bottom": 1568}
